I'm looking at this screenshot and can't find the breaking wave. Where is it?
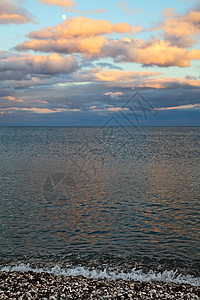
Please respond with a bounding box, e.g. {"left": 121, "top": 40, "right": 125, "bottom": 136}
{"left": 1, "top": 263, "right": 200, "bottom": 286}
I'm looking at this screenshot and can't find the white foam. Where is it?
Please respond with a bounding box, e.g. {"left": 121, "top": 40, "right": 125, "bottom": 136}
{"left": 1, "top": 263, "right": 200, "bottom": 286}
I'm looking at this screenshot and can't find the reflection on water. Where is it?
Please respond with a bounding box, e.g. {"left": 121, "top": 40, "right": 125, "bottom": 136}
{"left": 0, "top": 127, "right": 199, "bottom": 276}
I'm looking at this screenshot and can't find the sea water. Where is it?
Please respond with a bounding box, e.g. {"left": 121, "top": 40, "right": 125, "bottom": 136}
{"left": 0, "top": 127, "right": 199, "bottom": 285}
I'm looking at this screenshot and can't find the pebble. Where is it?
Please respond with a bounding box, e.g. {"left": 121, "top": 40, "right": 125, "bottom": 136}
{"left": 150, "top": 289, "right": 157, "bottom": 294}
{"left": 0, "top": 271, "right": 199, "bottom": 300}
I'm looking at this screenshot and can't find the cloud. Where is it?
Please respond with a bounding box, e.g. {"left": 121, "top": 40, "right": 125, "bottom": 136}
{"left": 13, "top": 17, "right": 140, "bottom": 60}
{"left": 0, "top": 107, "right": 20, "bottom": 112}
{"left": 15, "top": 36, "right": 107, "bottom": 55}
{"left": 1, "top": 95, "right": 24, "bottom": 103}
{"left": 1, "top": 50, "right": 200, "bottom": 91}
{"left": 162, "top": 9, "right": 200, "bottom": 47}
{"left": 64, "top": 9, "right": 106, "bottom": 15}
{"left": 14, "top": 14, "right": 200, "bottom": 67}
{"left": 14, "top": 16, "right": 142, "bottom": 56}
{"left": 76, "top": 68, "right": 200, "bottom": 89}
{"left": 26, "top": 16, "right": 141, "bottom": 40}
{"left": 104, "top": 92, "right": 124, "bottom": 99}
{"left": 0, "top": 51, "right": 78, "bottom": 81}
{"left": 0, "top": 0, "right": 37, "bottom": 24}
{"left": 3, "top": 96, "right": 47, "bottom": 103}
{"left": 96, "top": 62, "right": 123, "bottom": 70}
{"left": 103, "top": 38, "right": 200, "bottom": 67}
{"left": 156, "top": 104, "right": 200, "bottom": 110}
{"left": 7, "top": 96, "right": 16, "bottom": 101}
{"left": 22, "top": 107, "right": 80, "bottom": 113}
{"left": 117, "top": 0, "right": 140, "bottom": 14}
{"left": 0, "top": 107, "right": 81, "bottom": 114}
{"left": 76, "top": 69, "right": 161, "bottom": 82}
{"left": 38, "top": 0, "right": 75, "bottom": 8}
{"left": 88, "top": 106, "right": 128, "bottom": 112}
{"left": 106, "top": 107, "right": 124, "bottom": 111}
{"left": 134, "top": 76, "right": 200, "bottom": 89}
{"left": 162, "top": 8, "right": 176, "bottom": 18}
{"left": 1, "top": 77, "right": 200, "bottom": 126}
{"left": 18, "top": 37, "right": 199, "bottom": 67}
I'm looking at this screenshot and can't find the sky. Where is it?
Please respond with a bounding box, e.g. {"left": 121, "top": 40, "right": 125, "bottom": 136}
{"left": 0, "top": 0, "right": 200, "bottom": 126}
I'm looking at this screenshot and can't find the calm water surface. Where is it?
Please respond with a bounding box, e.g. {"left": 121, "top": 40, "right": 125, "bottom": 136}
{"left": 0, "top": 127, "right": 199, "bottom": 284}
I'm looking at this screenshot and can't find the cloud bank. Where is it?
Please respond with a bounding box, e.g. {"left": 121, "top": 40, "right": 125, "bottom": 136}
{"left": 14, "top": 9, "right": 200, "bottom": 67}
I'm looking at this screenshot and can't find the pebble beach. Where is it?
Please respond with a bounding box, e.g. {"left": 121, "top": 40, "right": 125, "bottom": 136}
{"left": 0, "top": 271, "right": 199, "bottom": 300}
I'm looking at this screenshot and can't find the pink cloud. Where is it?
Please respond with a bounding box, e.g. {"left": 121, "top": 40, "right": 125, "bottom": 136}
{"left": 22, "top": 108, "right": 68, "bottom": 114}
{"left": 0, "top": 0, "right": 37, "bottom": 25}
{"left": 15, "top": 17, "right": 200, "bottom": 67}
{"left": 0, "top": 107, "right": 81, "bottom": 114}
{"left": 77, "top": 69, "right": 161, "bottom": 82}
{"left": 27, "top": 16, "right": 141, "bottom": 40}
{"left": 7, "top": 96, "right": 15, "bottom": 101}
{"left": 156, "top": 104, "right": 200, "bottom": 110}
{"left": 76, "top": 69, "right": 200, "bottom": 89}
{"left": 4, "top": 96, "right": 24, "bottom": 102}
{"left": 38, "top": 0, "right": 75, "bottom": 8}
{"left": 117, "top": 0, "right": 140, "bottom": 14}
{"left": 106, "top": 107, "right": 123, "bottom": 111}
{"left": 103, "top": 38, "right": 200, "bottom": 67}
{"left": 162, "top": 9, "right": 200, "bottom": 47}
{"left": 16, "top": 36, "right": 106, "bottom": 55}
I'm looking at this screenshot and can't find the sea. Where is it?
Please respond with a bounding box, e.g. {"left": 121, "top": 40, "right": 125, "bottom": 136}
{"left": 0, "top": 126, "right": 199, "bottom": 286}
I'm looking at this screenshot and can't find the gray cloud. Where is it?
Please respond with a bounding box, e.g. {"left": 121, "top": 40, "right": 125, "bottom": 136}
{"left": 0, "top": 51, "right": 78, "bottom": 82}
{"left": 96, "top": 62, "right": 123, "bottom": 70}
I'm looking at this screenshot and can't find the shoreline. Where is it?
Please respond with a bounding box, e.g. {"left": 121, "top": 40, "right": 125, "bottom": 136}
{"left": 0, "top": 271, "right": 199, "bottom": 299}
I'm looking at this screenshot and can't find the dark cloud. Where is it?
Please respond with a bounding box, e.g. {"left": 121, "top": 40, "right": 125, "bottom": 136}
{"left": 1, "top": 85, "right": 199, "bottom": 126}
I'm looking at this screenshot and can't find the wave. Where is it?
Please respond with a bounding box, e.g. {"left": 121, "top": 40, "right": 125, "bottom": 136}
{"left": 1, "top": 263, "right": 200, "bottom": 286}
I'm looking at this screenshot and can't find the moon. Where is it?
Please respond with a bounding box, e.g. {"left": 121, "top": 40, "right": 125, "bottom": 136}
{"left": 62, "top": 14, "right": 66, "bottom": 20}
